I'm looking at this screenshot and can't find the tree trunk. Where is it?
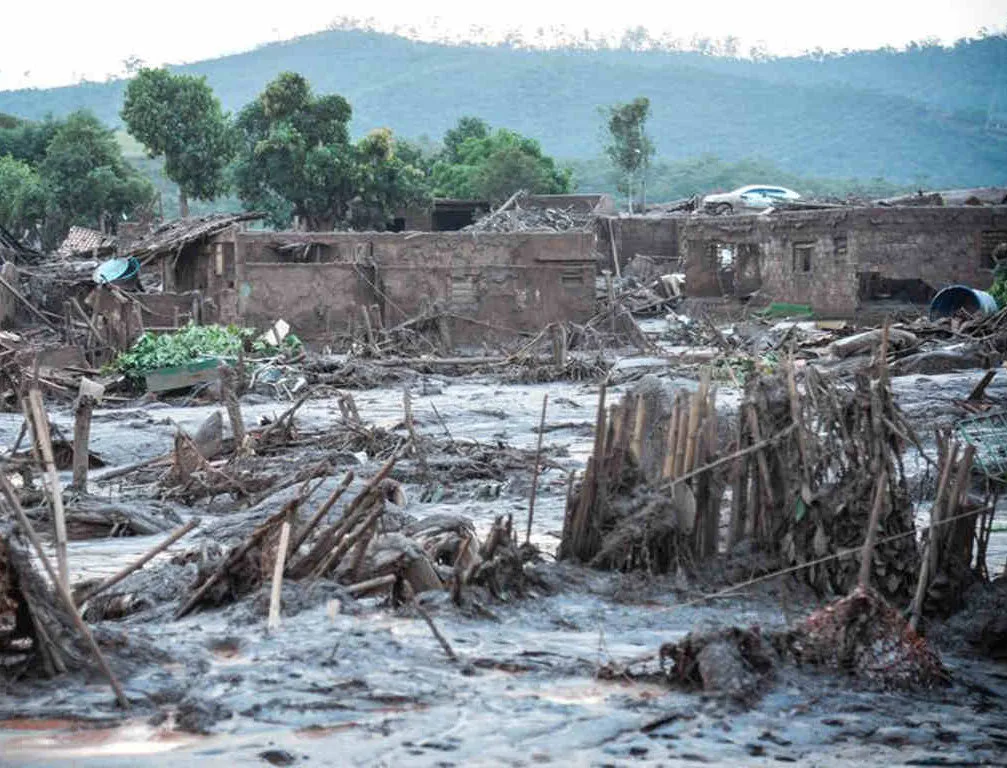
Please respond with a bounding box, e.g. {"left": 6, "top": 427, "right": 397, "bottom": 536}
{"left": 178, "top": 190, "right": 190, "bottom": 218}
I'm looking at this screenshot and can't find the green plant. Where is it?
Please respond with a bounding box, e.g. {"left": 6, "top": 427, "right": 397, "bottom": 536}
{"left": 114, "top": 324, "right": 254, "bottom": 379}
{"left": 989, "top": 267, "right": 1007, "bottom": 308}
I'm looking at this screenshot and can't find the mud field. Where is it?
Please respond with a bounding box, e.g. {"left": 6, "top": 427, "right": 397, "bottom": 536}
{"left": 2, "top": 340, "right": 1007, "bottom": 767}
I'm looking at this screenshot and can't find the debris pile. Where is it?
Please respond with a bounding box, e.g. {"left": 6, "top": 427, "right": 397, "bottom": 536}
{"left": 779, "top": 586, "right": 949, "bottom": 689}
{"left": 465, "top": 191, "right": 594, "bottom": 233}
{"left": 560, "top": 372, "right": 723, "bottom": 571}
{"left": 659, "top": 586, "right": 948, "bottom": 703}
{"left": 742, "top": 360, "right": 921, "bottom": 600}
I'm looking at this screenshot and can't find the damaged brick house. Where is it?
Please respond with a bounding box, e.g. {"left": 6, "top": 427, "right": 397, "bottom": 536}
{"left": 602, "top": 204, "right": 1007, "bottom": 316}
{"left": 128, "top": 214, "right": 597, "bottom": 346}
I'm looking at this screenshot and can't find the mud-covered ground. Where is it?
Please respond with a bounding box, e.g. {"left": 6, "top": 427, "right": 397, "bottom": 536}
{"left": 1, "top": 347, "right": 1006, "bottom": 766}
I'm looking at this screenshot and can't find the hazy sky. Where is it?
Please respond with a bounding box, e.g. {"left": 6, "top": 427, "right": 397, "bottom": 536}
{"left": 2, "top": 0, "right": 1005, "bottom": 90}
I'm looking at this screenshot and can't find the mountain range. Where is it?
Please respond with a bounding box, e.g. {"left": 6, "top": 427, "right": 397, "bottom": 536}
{"left": 1, "top": 28, "right": 1005, "bottom": 190}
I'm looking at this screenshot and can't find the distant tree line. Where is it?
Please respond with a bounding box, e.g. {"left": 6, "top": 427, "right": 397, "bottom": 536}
{"left": 0, "top": 65, "right": 918, "bottom": 247}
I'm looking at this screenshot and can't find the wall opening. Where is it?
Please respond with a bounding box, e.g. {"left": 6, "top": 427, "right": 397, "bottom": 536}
{"left": 793, "top": 242, "right": 814, "bottom": 273}
{"left": 857, "top": 272, "right": 935, "bottom": 304}
{"left": 833, "top": 235, "right": 848, "bottom": 261}
{"left": 433, "top": 209, "right": 478, "bottom": 231}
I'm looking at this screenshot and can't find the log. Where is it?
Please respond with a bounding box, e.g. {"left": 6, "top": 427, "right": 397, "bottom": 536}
{"left": 75, "top": 519, "right": 199, "bottom": 605}
{"left": 828, "top": 328, "right": 917, "bottom": 359}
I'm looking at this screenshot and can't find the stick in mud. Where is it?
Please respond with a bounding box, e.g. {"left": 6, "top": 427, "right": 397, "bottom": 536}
{"left": 24, "top": 390, "right": 70, "bottom": 591}
{"left": 268, "top": 508, "right": 295, "bottom": 632}
{"left": 404, "top": 582, "right": 458, "bottom": 663}
{"left": 526, "top": 393, "right": 549, "bottom": 545}
{"left": 0, "top": 472, "right": 131, "bottom": 709}
{"left": 76, "top": 518, "right": 200, "bottom": 605}
{"left": 288, "top": 471, "right": 355, "bottom": 562}
{"left": 857, "top": 470, "right": 889, "bottom": 589}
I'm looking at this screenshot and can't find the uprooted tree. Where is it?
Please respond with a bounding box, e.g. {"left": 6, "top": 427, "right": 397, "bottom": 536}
{"left": 232, "top": 72, "right": 429, "bottom": 231}
{"left": 121, "top": 68, "right": 235, "bottom": 217}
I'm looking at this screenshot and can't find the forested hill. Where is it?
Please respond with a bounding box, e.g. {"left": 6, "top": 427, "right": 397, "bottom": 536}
{"left": 1, "top": 29, "right": 1005, "bottom": 187}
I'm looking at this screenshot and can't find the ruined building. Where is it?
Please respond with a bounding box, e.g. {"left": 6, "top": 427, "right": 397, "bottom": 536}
{"left": 601, "top": 204, "right": 1007, "bottom": 316}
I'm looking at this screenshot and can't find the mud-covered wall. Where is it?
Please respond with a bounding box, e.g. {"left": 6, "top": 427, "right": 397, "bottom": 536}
{"left": 681, "top": 206, "right": 1007, "bottom": 316}
{"left": 230, "top": 231, "right": 596, "bottom": 344}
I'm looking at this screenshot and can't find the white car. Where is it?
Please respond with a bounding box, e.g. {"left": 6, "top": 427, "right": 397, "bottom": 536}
{"left": 702, "top": 185, "right": 801, "bottom": 214}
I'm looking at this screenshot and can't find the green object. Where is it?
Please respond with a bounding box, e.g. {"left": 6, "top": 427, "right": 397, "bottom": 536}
{"left": 795, "top": 498, "right": 807, "bottom": 522}
{"left": 756, "top": 302, "right": 813, "bottom": 318}
{"left": 144, "top": 357, "right": 222, "bottom": 393}
{"left": 957, "top": 411, "right": 1007, "bottom": 479}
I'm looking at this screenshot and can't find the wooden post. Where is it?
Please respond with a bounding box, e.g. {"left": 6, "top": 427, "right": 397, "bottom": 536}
{"left": 268, "top": 508, "right": 294, "bottom": 632}
{"left": 661, "top": 396, "right": 680, "bottom": 480}
{"left": 526, "top": 393, "right": 549, "bottom": 545}
{"left": 550, "top": 323, "right": 568, "bottom": 368}
{"left": 218, "top": 363, "right": 246, "bottom": 449}
{"left": 361, "top": 305, "right": 377, "bottom": 354}
{"left": 71, "top": 378, "right": 104, "bottom": 491}
{"left": 25, "top": 390, "right": 69, "bottom": 591}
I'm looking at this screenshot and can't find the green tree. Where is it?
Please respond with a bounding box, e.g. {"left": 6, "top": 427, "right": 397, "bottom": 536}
{"left": 40, "top": 110, "right": 153, "bottom": 237}
{"left": 233, "top": 72, "right": 429, "bottom": 230}
{"left": 121, "top": 68, "right": 234, "bottom": 217}
{"left": 0, "top": 155, "right": 47, "bottom": 240}
{"left": 351, "top": 128, "right": 430, "bottom": 230}
{"left": 233, "top": 72, "right": 355, "bottom": 230}
{"left": 432, "top": 122, "right": 571, "bottom": 204}
{"left": 602, "top": 97, "right": 655, "bottom": 212}
{"left": 441, "top": 116, "right": 488, "bottom": 163}
{"left": 0, "top": 116, "right": 61, "bottom": 168}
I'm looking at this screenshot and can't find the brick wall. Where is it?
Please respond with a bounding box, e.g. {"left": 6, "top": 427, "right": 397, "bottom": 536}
{"left": 228, "top": 230, "right": 596, "bottom": 344}
{"left": 680, "top": 206, "right": 1007, "bottom": 316}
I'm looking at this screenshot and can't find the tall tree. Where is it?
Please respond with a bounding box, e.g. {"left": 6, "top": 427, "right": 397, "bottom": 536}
{"left": 233, "top": 72, "right": 355, "bottom": 230}
{"left": 432, "top": 122, "right": 572, "bottom": 204}
{"left": 233, "top": 72, "right": 428, "bottom": 230}
{"left": 602, "top": 97, "right": 655, "bottom": 212}
{"left": 40, "top": 111, "right": 153, "bottom": 236}
{"left": 121, "top": 68, "right": 234, "bottom": 217}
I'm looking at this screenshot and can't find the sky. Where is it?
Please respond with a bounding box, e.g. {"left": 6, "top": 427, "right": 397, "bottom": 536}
{"left": 1, "top": 0, "right": 1005, "bottom": 91}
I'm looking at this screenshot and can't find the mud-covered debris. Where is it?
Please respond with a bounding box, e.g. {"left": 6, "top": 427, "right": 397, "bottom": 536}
{"left": 175, "top": 696, "right": 233, "bottom": 734}
{"left": 660, "top": 626, "right": 775, "bottom": 704}
{"left": 0, "top": 521, "right": 88, "bottom": 677}
{"left": 979, "top": 615, "right": 1007, "bottom": 660}
{"left": 777, "top": 585, "right": 949, "bottom": 689}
